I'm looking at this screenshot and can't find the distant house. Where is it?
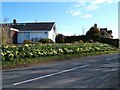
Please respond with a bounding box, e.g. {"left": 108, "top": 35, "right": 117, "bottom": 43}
{"left": 7, "top": 22, "right": 57, "bottom": 43}
{"left": 100, "top": 28, "right": 113, "bottom": 39}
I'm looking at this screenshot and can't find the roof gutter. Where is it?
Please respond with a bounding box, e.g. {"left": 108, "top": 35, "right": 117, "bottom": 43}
{"left": 10, "top": 28, "right": 19, "bottom": 32}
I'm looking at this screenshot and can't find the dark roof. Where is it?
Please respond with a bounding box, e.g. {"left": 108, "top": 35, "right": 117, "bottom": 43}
{"left": 11, "top": 22, "right": 55, "bottom": 31}
{"left": 100, "top": 28, "right": 107, "bottom": 31}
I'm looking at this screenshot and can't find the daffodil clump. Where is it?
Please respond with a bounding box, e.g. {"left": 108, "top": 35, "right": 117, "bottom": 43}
{"left": 1, "top": 43, "right": 117, "bottom": 62}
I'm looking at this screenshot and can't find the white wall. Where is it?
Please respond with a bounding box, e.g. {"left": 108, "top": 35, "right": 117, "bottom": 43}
{"left": 17, "top": 27, "right": 56, "bottom": 43}
{"left": 48, "top": 26, "right": 56, "bottom": 42}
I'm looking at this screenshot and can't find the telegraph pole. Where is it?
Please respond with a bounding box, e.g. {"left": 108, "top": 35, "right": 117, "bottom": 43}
{"left": 82, "top": 26, "right": 85, "bottom": 35}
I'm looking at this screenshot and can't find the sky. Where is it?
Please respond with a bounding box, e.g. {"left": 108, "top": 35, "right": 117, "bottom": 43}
{"left": 1, "top": 0, "right": 119, "bottom": 38}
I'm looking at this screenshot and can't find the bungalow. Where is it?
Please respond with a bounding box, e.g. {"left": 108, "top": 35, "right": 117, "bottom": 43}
{"left": 9, "top": 22, "right": 57, "bottom": 43}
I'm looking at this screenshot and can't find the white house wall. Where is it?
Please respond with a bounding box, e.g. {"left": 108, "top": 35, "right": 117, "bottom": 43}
{"left": 48, "top": 26, "right": 56, "bottom": 42}
{"left": 17, "top": 28, "right": 56, "bottom": 43}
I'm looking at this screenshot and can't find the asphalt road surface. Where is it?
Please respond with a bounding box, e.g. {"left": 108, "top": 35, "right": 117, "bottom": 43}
{"left": 2, "top": 53, "right": 119, "bottom": 88}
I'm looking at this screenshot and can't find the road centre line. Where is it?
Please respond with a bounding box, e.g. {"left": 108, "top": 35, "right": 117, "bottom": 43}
{"left": 13, "top": 64, "right": 89, "bottom": 86}
{"left": 106, "top": 57, "right": 118, "bottom": 61}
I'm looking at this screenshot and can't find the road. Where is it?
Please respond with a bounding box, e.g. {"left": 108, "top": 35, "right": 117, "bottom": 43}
{"left": 2, "top": 53, "right": 119, "bottom": 88}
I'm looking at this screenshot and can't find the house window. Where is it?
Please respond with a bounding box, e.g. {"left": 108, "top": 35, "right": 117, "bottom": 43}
{"left": 45, "top": 32, "right": 47, "bottom": 34}
{"left": 24, "top": 32, "right": 30, "bottom": 40}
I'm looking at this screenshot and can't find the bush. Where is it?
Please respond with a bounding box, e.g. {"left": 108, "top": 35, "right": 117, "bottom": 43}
{"left": 39, "top": 38, "right": 54, "bottom": 43}
{"left": 79, "top": 40, "right": 84, "bottom": 43}
{"left": 32, "top": 42, "right": 42, "bottom": 44}
{"left": 86, "top": 39, "right": 94, "bottom": 43}
{"left": 86, "top": 24, "right": 101, "bottom": 41}
{"left": 56, "top": 34, "right": 64, "bottom": 43}
{"left": 72, "top": 41, "right": 79, "bottom": 44}
{"left": 23, "top": 40, "right": 33, "bottom": 44}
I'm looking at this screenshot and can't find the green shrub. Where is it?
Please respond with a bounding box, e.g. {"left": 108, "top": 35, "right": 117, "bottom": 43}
{"left": 39, "top": 38, "right": 54, "bottom": 43}
{"left": 86, "top": 24, "right": 101, "bottom": 41}
{"left": 23, "top": 40, "right": 33, "bottom": 44}
{"left": 86, "top": 39, "right": 94, "bottom": 43}
{"left": 56, "top": 34, "right": 64, "bottom": 43}
{"left": 79, "top": 40, "right": 84, "bottom": 43}
{"left": 32, "top": 42, "right": 42, "bottom": 44}
{"left": 72, "top": 41, "right": 79, "bottom": 44}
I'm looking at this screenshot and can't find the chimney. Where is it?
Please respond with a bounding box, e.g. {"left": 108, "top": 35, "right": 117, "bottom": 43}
{"left": 13, "top": 19, "right": 17, "bottom": 24}
{"left": 94, "top": 23, "right": 97, "bottom": 27}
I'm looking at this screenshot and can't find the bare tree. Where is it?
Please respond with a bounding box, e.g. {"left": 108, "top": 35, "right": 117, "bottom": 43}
{"left": 1, "top": 17, "right": 12, "bottom": 44}
{"left": 3, "top": 17, "right": 9, "bottom": 23}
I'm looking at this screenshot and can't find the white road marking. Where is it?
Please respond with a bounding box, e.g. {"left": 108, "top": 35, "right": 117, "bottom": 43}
{"left": 106, "top": 57, "right": 118, "bottom": 61}
{"left": 13, "top": 64, "right": 89, "bottom": 86}
{"left": 106, "top": 59, "right": 112, "bottom": 61}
